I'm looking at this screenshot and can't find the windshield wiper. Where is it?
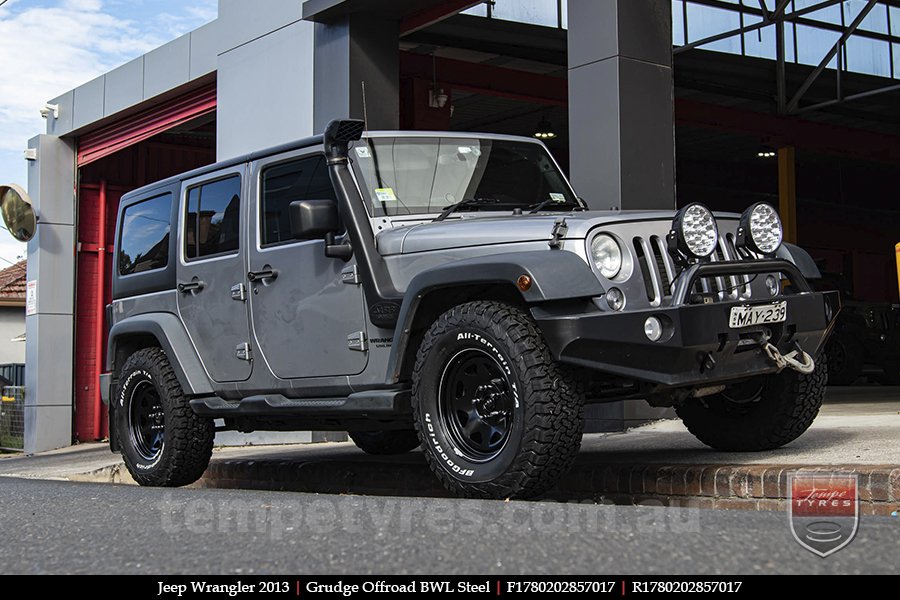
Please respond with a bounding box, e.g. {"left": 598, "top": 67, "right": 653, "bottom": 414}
{"left": 433, "top": 198, "right": 501, "bottom": 222}
{"left": 529, "top": 199, "right": 583, "bottom": 214}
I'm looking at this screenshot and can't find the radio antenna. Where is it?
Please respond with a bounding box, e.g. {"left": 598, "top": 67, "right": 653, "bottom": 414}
{"left": 361, "top": 81, "right": 369, "bottom": 137}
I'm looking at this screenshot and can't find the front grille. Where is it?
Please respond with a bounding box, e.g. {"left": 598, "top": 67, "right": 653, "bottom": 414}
{"left": 633, "top": 233, "right": 755, "bottom": 306}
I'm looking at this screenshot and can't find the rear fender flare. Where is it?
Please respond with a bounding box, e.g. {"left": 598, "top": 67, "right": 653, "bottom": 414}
{"left": 107, "top": 312, "right": 214, "bottom": 396}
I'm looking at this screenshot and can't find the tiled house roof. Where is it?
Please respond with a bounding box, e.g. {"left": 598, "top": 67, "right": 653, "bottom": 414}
{"left": 0, "top": 261, "right": 26, "bottom": 303}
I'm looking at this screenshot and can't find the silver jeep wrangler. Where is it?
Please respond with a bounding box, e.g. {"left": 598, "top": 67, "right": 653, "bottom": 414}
{"left": 104, "top": 120, "right": 838, "bottom": 498}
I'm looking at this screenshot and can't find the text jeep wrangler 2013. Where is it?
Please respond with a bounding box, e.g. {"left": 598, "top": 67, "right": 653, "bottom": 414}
{"left": 103, "top": 119, "right": 838, "bottom": 498}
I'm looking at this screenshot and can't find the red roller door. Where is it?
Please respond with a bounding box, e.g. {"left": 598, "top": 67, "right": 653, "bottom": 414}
{"left": 77, "top": 83, "right": 216, "bottom": 167}
{"left": 74, "top": 84, "right": 217, "bottom": 441}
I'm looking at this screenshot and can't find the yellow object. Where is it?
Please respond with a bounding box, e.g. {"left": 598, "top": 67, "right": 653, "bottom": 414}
{"left": 778, "top": 146, "right": 798, "bottom": 245}
{"left": 1, "top": 396, "right": 14, "bottom": 403}
{"left": 895, "top": 242, "right": 900, "bottom": 299}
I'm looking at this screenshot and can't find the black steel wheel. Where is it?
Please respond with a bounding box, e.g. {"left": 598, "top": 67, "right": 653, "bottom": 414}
{"left": 411, "top": 301, "right": 584, "bottom": 499}
{"left": 439, "top": 348, "right": 514, "bottom": 462}
{"left": 128, "top": 380, "right": 165, "bottom": 461}
{"left": 115, "top": 347, "right": 213, "bottom": 486}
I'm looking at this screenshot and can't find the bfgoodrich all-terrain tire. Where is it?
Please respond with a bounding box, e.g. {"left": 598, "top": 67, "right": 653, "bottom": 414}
{"left": 349, "top": 430, "right": 421, "bottom": 455}
{"left": 676, "top": 355, "right": 827, "bottom": 451}
{"left": 115, "top": 347, "right": 214, "bottom": 486}
{"left": 411, "top": 301, "right": 584, "bottom": 499}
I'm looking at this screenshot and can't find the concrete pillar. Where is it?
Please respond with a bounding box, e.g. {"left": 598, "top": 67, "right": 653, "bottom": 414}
{"left": 567, "top": 0, "right": 675, "bottom": 210}
{"left": 313, "top": 13, "right": 399, "bottom": 132}
{"left": 24, "top": 135, "right": 76, "bottom": 454}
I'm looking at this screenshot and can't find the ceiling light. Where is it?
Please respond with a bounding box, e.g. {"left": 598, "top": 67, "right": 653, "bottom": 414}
{"left": 534, "top": 118, "right": 557, "bottom": 140}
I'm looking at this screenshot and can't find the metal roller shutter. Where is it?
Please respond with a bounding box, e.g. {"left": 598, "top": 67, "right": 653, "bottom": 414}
{"left": 77, "top": 83, "right": 216, "bottom": 167}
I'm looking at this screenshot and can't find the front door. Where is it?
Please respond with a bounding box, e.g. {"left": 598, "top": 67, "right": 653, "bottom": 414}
{"left": 176, "top": 166, "right": 253, "bottom": 382}
{"left": 247, "top": 151, "right": 368, "bottom": 379}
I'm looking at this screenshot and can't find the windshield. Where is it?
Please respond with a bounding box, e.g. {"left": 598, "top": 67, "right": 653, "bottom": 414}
{"left": 349, "top": 137, "right": 580, "bottom": 217}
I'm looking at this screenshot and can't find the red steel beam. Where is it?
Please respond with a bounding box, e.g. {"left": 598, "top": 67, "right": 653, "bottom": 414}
{"left": 400, "top": 0, "right": 483, "bottom": 36}
{"left": 402, "top": 52, "right": 900, "bottom": 163}
{"left": 93, "top": 180, "right": 108, "bottom": 441}
{"left": 400, "top": 51, "right": 568, "bottom": 106}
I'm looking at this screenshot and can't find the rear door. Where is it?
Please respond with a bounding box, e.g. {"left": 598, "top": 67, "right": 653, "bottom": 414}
{"left": 247, "top": 150, "right": 368, "bottom": 379}
{"left": 176, "top": 165, "right": 253, "bottom": 382}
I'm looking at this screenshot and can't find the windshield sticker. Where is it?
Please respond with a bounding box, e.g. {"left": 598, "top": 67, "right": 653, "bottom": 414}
{"left": 457, "top": 146, "right": 482, "bottom": 157}
{"left": 355, "top": 146, "right": 371, "bottom": 159}
{"left": 375, "top": 188, "right": 397, "bottom": 203}
{"left": 550, "top": 193, "right": 567, "bottom": 204}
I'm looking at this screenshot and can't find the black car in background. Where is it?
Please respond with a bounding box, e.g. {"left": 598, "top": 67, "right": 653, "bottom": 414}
{"left": 814, "top": 271, "right": 900, "bottom": 385}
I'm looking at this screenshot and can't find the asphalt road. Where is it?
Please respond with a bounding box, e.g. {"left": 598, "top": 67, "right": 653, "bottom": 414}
{"left": 0, "top": 479, "right": 896, "bottom": 575}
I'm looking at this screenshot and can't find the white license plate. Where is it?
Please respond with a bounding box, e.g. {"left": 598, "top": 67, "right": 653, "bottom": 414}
{"left": 729, "top": 301, "right": 787, "bottom": 329}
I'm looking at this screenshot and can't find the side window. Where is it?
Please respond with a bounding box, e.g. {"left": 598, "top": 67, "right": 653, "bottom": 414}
{"left": 184, "top": 175, "right": 241, "bottom": 260}
{"left": 260, "top": 156, "right": 336, "bottom": 247}
{"left": 118, "top": 194, "right": 172, "bottom": 276}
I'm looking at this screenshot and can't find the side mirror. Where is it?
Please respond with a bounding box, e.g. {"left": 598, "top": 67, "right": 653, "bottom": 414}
{"left": 289, "top": 199, "right": 339, "bottom": 240}
{"left": 289, "top": 199, "right": 353, "bottom": 261}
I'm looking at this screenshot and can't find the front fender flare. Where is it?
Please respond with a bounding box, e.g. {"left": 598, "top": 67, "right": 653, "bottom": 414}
{"left": 386, "top": 250, "right": 604, "bottom": 383}
{"left": 107, "top": 312, "right": 214, "bottom": 396}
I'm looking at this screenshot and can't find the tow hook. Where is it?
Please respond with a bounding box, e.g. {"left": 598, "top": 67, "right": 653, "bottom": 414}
{"left": 763, "top": 341, "right": 816, "bottom": 374}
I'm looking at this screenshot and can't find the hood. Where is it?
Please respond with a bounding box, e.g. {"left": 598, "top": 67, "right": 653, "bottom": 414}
{"left": 376, "top": 209, "right": 739, "bottom": 255}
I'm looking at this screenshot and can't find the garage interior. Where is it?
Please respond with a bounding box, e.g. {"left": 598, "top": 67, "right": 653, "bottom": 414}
{"left": 398, "top": 3, "right": 900, "bottom": 305}
{"left": 72, "top": 84, "right": 217, "bottom": 440}
{"left": 63, "top": 0, "right": 900, "bottom": 443}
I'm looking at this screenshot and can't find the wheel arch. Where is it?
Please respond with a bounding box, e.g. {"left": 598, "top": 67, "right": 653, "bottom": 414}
{"left": 107, "top": 313, "right": 214, "bottom": 397}
{"left": 386, "top": 251, "right": 604, "bottom": 384}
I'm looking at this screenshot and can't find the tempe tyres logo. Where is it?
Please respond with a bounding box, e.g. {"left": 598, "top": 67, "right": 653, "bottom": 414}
{"left": 788, "top": 473, "right": 859, "bottom": 557}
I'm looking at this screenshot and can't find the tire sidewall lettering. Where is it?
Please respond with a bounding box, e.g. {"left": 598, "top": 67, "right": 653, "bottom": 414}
{"left": 419, "top": 328, "right": 524, "bottom": 483}
{"left": 117, "top": 365, "right": 164, "bottom": 473}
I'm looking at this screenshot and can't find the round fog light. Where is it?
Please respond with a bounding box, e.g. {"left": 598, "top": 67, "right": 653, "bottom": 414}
{"left": 644, "top": 316, "right": 663, "bottom": 342}
{"left": 607, "top": 288, "right": 625, "bottom": 311}
{"left": 766, "top": 274, "right": 779, "bottom": 296}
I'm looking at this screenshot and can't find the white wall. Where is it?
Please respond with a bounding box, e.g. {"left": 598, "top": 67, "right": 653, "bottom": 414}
{"left": 0, "top": 307, "right": 25, "bottom": 364}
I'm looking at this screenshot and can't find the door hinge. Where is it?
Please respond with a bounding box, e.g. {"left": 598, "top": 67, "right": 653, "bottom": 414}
{"left": 347, "top": 331, "right": 368, "bottom": 352}
{"left": 230, "top": 283, "right": 246, "bottom": 302}
{"left": 235, "top": 342, "right": 252, "bottom": 361}
{"left": 341, "top": 265, "right": 361, "bottom": 285}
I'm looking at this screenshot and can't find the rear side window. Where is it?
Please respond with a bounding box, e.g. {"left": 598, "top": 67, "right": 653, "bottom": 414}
{"left": 260, "top": 156, "right": 336, "bottom": 247}
{"left": 184, "top": 175, "right": 241, "bottom": 260}
{"left": 118, "top": 194, "right": 172, "bottom": 276}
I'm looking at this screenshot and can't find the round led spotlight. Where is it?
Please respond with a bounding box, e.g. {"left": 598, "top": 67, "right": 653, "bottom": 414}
{"left": 671, "top": 203, "right": 718, "bottom": 259}
{"left": 738, "top": 202, "right": 783, "bottom": 255}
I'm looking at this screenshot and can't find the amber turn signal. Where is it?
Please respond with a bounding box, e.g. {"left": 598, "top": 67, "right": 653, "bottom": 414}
{"left": 517, "top": 275, "right": 533, "bottom": 292}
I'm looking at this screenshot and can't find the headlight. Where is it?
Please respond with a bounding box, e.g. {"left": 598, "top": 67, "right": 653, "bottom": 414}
{"left": 671, "top": 203, "right": 718, "bottom": 259}
{"left": 738, "top": 202, "right": 783, "bottom": 255}
{"left": 590, "top": 234, "right": 623, "bottom": 279}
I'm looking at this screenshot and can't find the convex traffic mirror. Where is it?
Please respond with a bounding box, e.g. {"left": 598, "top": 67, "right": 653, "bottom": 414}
{"left": 0, "top": 184, "right": 37, "bottom": 242}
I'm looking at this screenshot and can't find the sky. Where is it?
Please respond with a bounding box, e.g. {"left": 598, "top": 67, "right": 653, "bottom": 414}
{"left": 0, "top": 0, "right": 217, "bottom": 266}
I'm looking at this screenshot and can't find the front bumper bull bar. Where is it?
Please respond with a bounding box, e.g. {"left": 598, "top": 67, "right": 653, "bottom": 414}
{"left": 533, "top": 259, "right": 841, "bottom": 388}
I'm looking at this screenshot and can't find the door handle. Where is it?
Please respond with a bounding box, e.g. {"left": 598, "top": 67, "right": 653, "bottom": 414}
{"left": 248, "top": 268, "right": 278, "bottom": 283}
{"left": 177, "top": 280, "right": 205, "bottom": 293}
